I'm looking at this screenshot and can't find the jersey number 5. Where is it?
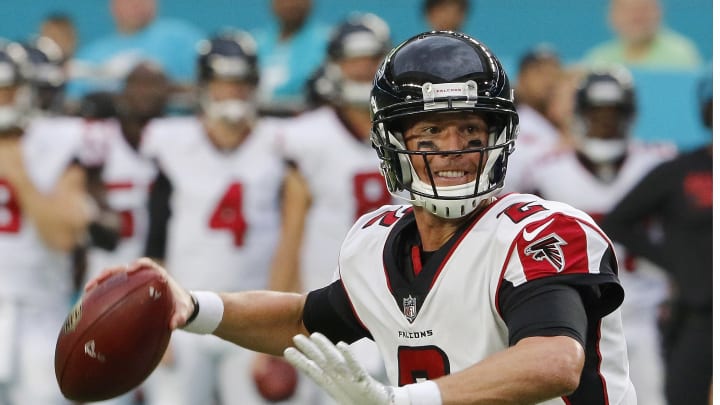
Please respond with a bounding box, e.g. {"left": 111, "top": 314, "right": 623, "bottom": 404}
{"left": 397, "top": 346, "right": 450, "bottom": 386}
{"left": 0, "top": 179, "right": 21, "bottom": 233}
{"left": 209, "top": 182, "right": 247, "bottom": 246}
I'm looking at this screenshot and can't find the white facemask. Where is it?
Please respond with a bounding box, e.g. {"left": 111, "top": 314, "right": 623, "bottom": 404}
{"left": 340, "top": 79, "right": 373, "bottom": 108}
{"left": 0, "top": 106, "right": 24, "bottom": 131}
{"left": 203, "top": 99, "right": 257, "bottom": 126}
{"left": 578, "top": 138, "right": 628, "bottom": 163}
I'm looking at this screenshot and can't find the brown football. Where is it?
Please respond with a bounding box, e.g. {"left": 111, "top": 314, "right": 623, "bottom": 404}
{"left": 54, "top": 266, "right": 173, "bottom": 402}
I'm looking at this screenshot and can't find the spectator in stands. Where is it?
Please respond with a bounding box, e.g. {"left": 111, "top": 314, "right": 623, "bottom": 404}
{"left": 65, "top": 0, "right": 204, "bottom": 110}
{"left": 584, "top": 0, "right": 702, "bottom": 69}
{"left": 253, "top": 0, "right": 330, "bottom": 116}
{"left": 422, "top": 0, "right": 469, "bottom": 32}
{"left": 37, "top": 13, "right": 77, "bottom": 64}
{"left": 503, "top": 44, "right": 566, "bottom": 193}
{"left": 601, "top": 67, "right": 712, "bottom": 405}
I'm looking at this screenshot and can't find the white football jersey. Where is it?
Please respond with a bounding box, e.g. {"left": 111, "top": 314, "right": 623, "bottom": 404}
{"left": 337, "top": 194, "right": 635, "bottom": 404}
{"left": 80, "top": 119, "right": 158, "bottom": 280}
{"left": 280, "top": 107, "right": 393, "bottom": 291}
{"left": 526, "top": 143, "right": 675, "bottom": 314}
{"left": 142, "top": 117, "right": 286, "bottom": 291}
{"left": 0, "top": 117, "right": 85, "bottom": 303}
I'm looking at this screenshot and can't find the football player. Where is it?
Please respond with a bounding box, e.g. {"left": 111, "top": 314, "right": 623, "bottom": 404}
{"left": 138, "top": 32, "right": 312, "bottom": 405}
{"left": 89, "top": 32, "right": 637, "bottom": 405}
{"left": 521, "top": 67, "right": 675, "bottom": 405}
{"left": 602, "top": 68, "right": 713, "bottom": 405}
{"left": 73, "top": 62, "right": 169, "bottom": 405}
{"left": 0, "top": 43, "right": 90, "bottom": 404}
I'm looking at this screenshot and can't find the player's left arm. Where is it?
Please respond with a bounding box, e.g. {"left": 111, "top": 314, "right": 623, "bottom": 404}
{"left": 433, "top": 281, "right": 590, "bottom": 404}
{"left": 0, "top": 137, "right": 90, "bottom": 251}
{"left": 266, "top": 166, "right": 311, "bottom": 292}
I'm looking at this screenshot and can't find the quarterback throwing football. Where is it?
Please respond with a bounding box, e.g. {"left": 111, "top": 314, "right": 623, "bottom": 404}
{"left": 88, "top": 31, "right": 636, "bottom": 405}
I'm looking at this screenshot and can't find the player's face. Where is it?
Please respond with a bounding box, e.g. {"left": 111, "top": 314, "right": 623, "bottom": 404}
{"left": 0, "top": 86, "right": 18, "bottom": 106}
{"left": 206, "top": 79, "right": 254, "bottom": 102}
{"left": 583, "top": 106, "right": 628, "bottom": 140}
{"left": 402, "top": 112, "right": 490, "bottom": 187}
{"left": 337, "top": 55, "right": 382, "bottom": 83}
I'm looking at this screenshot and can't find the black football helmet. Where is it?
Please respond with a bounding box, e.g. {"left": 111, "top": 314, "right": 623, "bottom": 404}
{"left": 0, "top": 42, "right": 32, "bottom": 131}
{"left": 196, "top": 31, "right": 258, "bottom": 84}
{"left": 196, "top": 31, "right": 259, "bottom": 126}
{"left": 308, "top": 13, "right": 391, "bottom": 107}
{"left": 576, "top": 66, "right": 635, "bottom": 117}
{"left": 370, "top": 31, "right": 518, "bottom": 219}
{"left": 327, "top": 13, "right": 391, "bottom": 61}
{"left": 574, "top": 66, "right": 636, "bottom": 163}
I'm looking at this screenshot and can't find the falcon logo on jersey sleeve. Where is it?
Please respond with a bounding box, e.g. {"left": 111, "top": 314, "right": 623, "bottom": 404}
{"left": 524, "top": 233, "right": 567, "bottom": 271}
{"left": 514, "top": 214, "right": 591, "bottom": 282}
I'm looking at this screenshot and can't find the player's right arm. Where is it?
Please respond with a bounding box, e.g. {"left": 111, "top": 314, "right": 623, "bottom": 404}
{"left": 85, "top": 257, "right": 311, "bottom": 356}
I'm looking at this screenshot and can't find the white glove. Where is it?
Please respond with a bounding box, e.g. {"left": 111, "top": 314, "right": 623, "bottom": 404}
{"left": 284, "top": 332, "right": 402, "bottom": 405}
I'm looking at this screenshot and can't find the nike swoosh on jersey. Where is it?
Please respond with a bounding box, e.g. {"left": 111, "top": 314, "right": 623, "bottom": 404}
{"left": 522, "top": 218, "right": 555, "bottom": 241}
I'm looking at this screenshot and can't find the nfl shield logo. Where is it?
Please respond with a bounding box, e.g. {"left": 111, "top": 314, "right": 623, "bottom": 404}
{"left": 403, "top": 295, "right": 417, "bottom": 323}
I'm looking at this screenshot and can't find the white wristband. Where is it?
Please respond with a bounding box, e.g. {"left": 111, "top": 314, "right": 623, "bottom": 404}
{"left": 392, "top": 381, "right": 442, "bottom": 405}
{"left": 181, "top": 291, "right": 224, "bottom": 334}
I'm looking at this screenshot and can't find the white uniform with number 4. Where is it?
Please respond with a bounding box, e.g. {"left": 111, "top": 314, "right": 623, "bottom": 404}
{"left": 140, "top": 116, "right": 312, "bottom": 405}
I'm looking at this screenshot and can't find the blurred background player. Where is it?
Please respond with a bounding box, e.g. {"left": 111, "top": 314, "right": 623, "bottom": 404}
{"left": 521, "top": 66, "right": 675, "bottom": 405}
{"left": 17, "top": 40, "right": 68, "bottom": 115}
{"left": 503, "top": 45, "right": 566, "bottom": 193}
{"left": 253, "top": 0, "right": 330, "bottom": 116}
{"left": 422, "top": 0, "right": 469, "bottom": 32}
{"left": 583, "top": 0, "right": 702, "bottom": 69}
{"left": 139, "top": 31, "right": 312, "bottom": 405}
{"left": 76, "top": 60, "right": 169, "bottom": 405}
{"left": 263, "top": 14, "right": 395, "bottom": 397}
{"left": 278, "top": 12, "right": 394, "bottom": 293}
{"left": 602, "top": 67, "right": 712, "bottom": 405}
{"left": 81, "top": 61, "right": 169, "bottom": 305}
{"left": 65, "top": 0, "right": 204, "bottom": 113}
{"left": 0, "top": 42, "right": 90, "bottom": 405}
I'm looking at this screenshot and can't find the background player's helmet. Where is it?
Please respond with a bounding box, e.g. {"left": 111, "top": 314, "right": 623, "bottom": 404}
{"left": 197, "top": 31, "right": 258, "bottom": 84}
{"left": 0, "top": 42, "right": 32, "bottom": 131}
{"left": 20, "top": 40, "right": 66, "bottom": 112}
{"left": 196, "top": 31, "right": 259, "bottom": 124}
{"left": 308, "top": 13, "right": 391, "bottom": 108}
{"left": 370, "top": 31, "right": 518, "bottom": 219}
{"left": 574, "top": 66, "right": 636, "bottom": 163}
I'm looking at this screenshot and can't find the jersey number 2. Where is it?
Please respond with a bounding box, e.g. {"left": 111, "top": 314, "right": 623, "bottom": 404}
{"left": 209, "top": 182, "right": 247, "bottom": 246}
{"left": 0, "top": 179, "right": 21, "bottom": 233}
{"left": 397, "top": 346, "right": 450, "bottom": 386}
